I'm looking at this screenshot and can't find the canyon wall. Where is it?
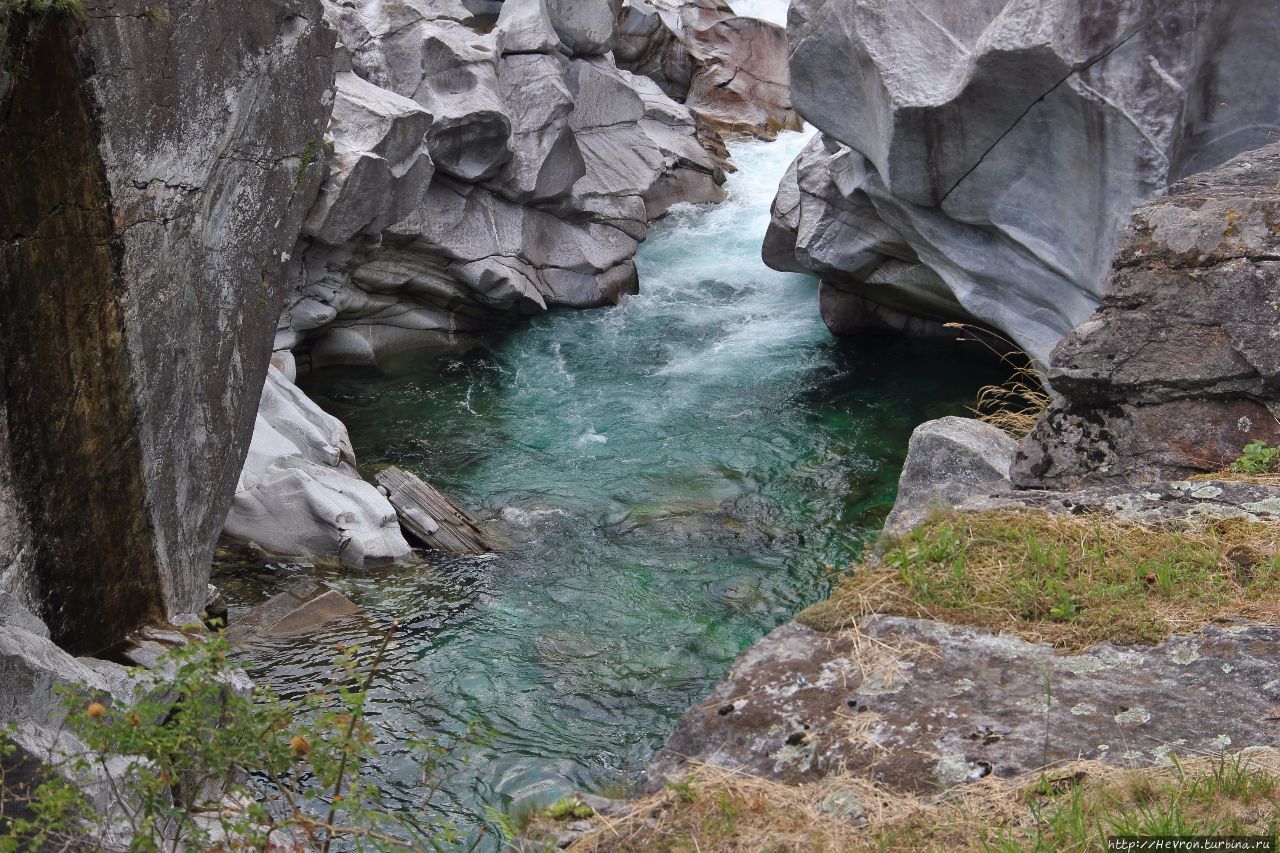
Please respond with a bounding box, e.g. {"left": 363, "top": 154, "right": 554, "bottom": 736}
{"left": 764, "top": 0, "right": 1280, "bottom": 365}
{"left": 227, "top": 0, "right": 794, "bottom": 566}
{"left": 0, "top": 0, "right": 333, "bottom": 653}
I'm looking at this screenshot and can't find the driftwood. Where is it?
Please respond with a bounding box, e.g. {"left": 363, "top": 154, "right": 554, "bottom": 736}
{"left": 375, "top": 466, "right": 494, "bottom": 555}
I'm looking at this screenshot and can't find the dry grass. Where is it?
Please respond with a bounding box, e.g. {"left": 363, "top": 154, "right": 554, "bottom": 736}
{"left": 1191, "top": 470, "right": 1280, "bottom": 487}
{"left": 797, "top": 509, "right": 1280, "bottom": 650}
{"left": 562, "top": 750, "right": 1280, "bottom": 852}
{"left": 945, "top": 323, "right": 1050, "bottom": 439}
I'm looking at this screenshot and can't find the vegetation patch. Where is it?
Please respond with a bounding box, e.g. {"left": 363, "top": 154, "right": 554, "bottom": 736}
{"left": 945, "top": 323, "right": 1049, "bottom": 439}
{"left": 1, "top": 0, "right": 85, "bottom": 18}
{"left": 798, "top": 509, "right": 1280, "bottom": 650}
{"left": 565, "top": 751, "right": 1280, "bottom": 852}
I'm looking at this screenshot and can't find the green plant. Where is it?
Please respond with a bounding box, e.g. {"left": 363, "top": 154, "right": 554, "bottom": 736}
{"left": 544, "top": 797, "right": 593, "bottom": 821}
{"left": 0, "top": 625, "right": 486, "bottom": 851}
{"left": 295, "top": 138, "right": 320, "bottom": 189}
{"left": 1232, "top": 439, "right": 1280, "bottom": 474}
{"left": 2, "top": 0, "right": 85, "bottom": 18}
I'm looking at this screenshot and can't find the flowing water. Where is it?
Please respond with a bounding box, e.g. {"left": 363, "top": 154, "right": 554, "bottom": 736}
{"left": 216, "top": 128, "right": 1005, "bottom": 842}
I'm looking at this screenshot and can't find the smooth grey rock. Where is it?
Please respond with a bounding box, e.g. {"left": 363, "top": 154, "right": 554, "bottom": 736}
{"left": 1014, "top": 142, "right": 1280, "bottom": 488}
{"left": 883, "top": 417, "right": 1016, "bottom": 536}
{"left": 770, "top": 0, "right": 1280, "bottom": 366}
{"left": 224, "top": 368, "right": 413, "bottom": 568}
{"left": 645, "top": 617, "right": 1280, "bottom": 792}
{"left": 0, "top": 0, "right": 334, "bottom": 653}
{"left": 496, "top": 0, "right": 561, "bottom": 55}
{"left": 546, "top": 0, "right": 621, "bottom": 56}
{"left": 0, "top": 591, "right": 48, "bottom": 639}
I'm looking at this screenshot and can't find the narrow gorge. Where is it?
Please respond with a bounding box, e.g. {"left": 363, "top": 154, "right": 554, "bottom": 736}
{"left": 2, "top": 0, "right": 1279, "bottom": 850}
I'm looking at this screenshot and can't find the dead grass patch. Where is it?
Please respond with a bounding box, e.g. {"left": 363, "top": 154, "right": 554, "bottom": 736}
{"left": 1190, "top": 470, "right": 1280, "bottom": 487}
{"left": 563, "top": 750, "right": 1280, "bottom": 852}
{"left": 945, "top": 323, "right": 1050, "bottom": 439}
{"left": 798, "top": 510, "right": 1280, "bottom": 651}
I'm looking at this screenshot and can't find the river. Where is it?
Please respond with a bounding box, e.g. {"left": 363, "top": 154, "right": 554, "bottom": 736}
{"left": 217, "top": 127, "right": 1004, "bottom": 843}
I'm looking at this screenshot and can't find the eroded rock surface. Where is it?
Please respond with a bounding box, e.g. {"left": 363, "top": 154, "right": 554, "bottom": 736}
{"left": 0, "top": 0, "right": 333, "bottom": 652}
{"left": 1015, "top": 142, "right": 1280, "bottom": 487}
{"left": 613, "top": 0, "right": 802, "bottom": 140}
{"left": 646, "top": 617, "right": 1280, "bottom": 792}
{"left": 225, "top": 367, "right": 412, "bottom": 569}
{"left": 278, "top": 0, "right": 729, "bottom": 373}
{"left": 766, "top": 1, "right": 1280, "bottom": 364}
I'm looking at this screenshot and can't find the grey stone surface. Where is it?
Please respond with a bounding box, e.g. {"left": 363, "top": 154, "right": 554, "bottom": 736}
{"left": 958, "top": 479, "right": 1280, "bottom": 525}
{"left": 767, "top": 0, "right": 1280, "bottom": 365}
{"left": 645, "top": 617, "right": 1280, "bottom": 792}
{"left": 277, "top": 0, "right": 729, "bottom": 373}
{"left": 1015, "top": 142, "right": 1280, "bottom": 488}
{"left": 0, "top": 0, "right": 334, "bottom": 653}
{"left": 613, "top": 0, "right": 801, "bottom": 140}
{"left": 225, "top": 368, "right": 413, "bottom": 569}
{"left": 884, "top": 417, "right": 1017, "bottom": 536}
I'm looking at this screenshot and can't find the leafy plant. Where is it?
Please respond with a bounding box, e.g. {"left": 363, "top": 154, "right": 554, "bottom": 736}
{"left": 0, "top": 624, "right": 489, "bottom": 851}
{"left": 1231, "top": 439, "right": 1279, "bottom": 474}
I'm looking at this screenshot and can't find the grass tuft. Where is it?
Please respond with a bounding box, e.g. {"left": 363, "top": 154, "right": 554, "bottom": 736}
{"left": 945, "top": 323, "right": 1050, "bottom": 439}
{"left": 798, "top": 509, "right": 1280, "bottom": 650}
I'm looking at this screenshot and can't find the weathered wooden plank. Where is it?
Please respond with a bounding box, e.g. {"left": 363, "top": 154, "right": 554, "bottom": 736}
{"left": 375, "top": 466, "right": 494, "bottom": 555}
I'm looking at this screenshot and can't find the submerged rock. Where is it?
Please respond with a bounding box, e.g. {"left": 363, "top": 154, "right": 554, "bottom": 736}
{"left": 645, "top": 617, "right": 1280, "bottom": 792}
{"left": 225, "top": 368, "right": 413, "bottom": 569}
{"left": 0, "top": 0, "right": 334, "bottom": 653}
{"left": 1015, "top": 142, "right": 1280, "bottom": 487}
{"left": 225, "top": 579, "right": 363, "bottom": 644}
{"left": 766, "top": 1, "right": 1280, "bottom": 365}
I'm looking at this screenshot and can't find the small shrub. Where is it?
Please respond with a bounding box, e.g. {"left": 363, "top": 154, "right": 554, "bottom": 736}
{"left": 1231, "top": 439, "right": 1279, "bottom": 474}
{"left": 0, "top": 625, "right": 488, "bottom": 850}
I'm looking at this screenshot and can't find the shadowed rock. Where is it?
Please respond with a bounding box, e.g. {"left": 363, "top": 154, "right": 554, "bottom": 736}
{"left": 0, "top": 0, "right": 333, "bottom": 653}
{"left": 1015, "top": 142, "right": 1280, "bottom": 488}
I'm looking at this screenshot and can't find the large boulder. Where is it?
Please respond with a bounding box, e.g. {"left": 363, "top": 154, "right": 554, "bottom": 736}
{"left": 1014, "top": 142, "right": 1280, "bottom": 488}
{"left": 766, "top": 0, "right": 1280, "bottom": 366}
{"left": 225, "top": 367, "right": 413, "bottom": 568}
{"left": 613, "top": 0, "right": 802, "bottom": 140}
{"left": 0, "top": 0, "right": 333, "bottom": 653}
{"left": 884, "top": 417, "right": 1016, "bottom": 536}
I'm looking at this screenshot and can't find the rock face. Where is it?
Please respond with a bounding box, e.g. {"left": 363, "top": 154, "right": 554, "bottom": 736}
{"left": 224, "top": 367, "right": 413, "bottom": 568}
{"left": 645, "top": 616, "right": 1280, "bottom": 792}
{"left": 278, "top": 0, "right": 729, "bottom": 373}
{"left": 883, "top": 417, "right": 1016, "bottom": 535}
{"left": 612, "top": 0, "right": 802, "bottom": 140}
{"left": 1014, "top": 142, "right": 1280, "bottom": 488}
{"left": 0, "top": 0, "right": 333, "bottom": 653}
{"left": 766, "top": 1, "right": 1280, "bottom": 365}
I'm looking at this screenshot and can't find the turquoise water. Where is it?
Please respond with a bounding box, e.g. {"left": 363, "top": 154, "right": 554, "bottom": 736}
{"left": 218, "top": 130, "right": 1003, "bottom": 841}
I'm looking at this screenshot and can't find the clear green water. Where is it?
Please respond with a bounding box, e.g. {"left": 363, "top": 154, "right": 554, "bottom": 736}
{"left": 217, "top": 130, "right": 1004, "bottom": 842}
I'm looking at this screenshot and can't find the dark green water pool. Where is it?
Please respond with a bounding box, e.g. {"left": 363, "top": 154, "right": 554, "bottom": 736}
{"left": 216, "top": 130, "right": 1005, "bottom": 842}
